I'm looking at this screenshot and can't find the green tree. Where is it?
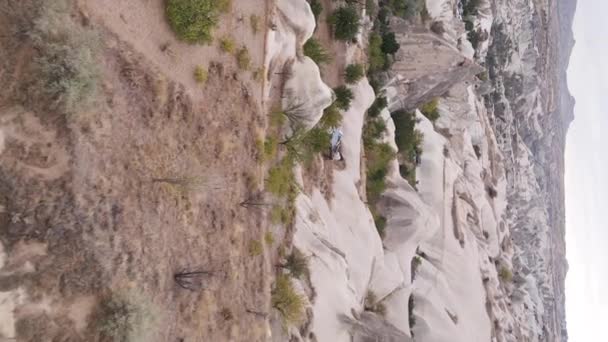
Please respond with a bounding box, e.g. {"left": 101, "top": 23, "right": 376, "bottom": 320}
{"left": 329, "top": 6, "right": 361, "bottom": 41}
{"left": 309, "top": 0, "right": 323, "bottom": 22}
{"left": 368, "top": 32, "right": 386, "bottom": 72}
{"left": 333, "top": 86, "right": 354, "bottom": 111}
{"left": 420, "top": 98, "right": 440, "bottom": 122}
{"left": 303, "top": 38, "right": 332, "bottom": 65}
{"left": 381, "top": 32, "right": 400, "bottom": 54}
{"left": 345, "top": 64, "right": 365, "bottom": 84}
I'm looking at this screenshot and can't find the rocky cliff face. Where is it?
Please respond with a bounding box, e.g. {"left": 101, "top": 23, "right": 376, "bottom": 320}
{"left": 484, "top": 0, "right": 576, "bottom": 340}
{"left": 272, "top": 0, "right": 574, "bottom": 341}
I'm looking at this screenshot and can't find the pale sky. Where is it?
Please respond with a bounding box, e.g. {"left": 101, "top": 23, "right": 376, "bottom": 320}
{"left": 565, "top": 1, "right": 608, "bottom": 341}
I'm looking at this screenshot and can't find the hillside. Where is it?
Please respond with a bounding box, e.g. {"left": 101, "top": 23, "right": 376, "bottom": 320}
{"left": 0, "top": 0, "right": 574, "bottom": 341}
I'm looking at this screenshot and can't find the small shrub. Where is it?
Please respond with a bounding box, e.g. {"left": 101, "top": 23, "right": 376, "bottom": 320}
{"left": 477, "top": 70, "right": 489, "bottom": 81}
{"left": 303, "top": 38, "right": 332, "bottom": 65}
{"left": 345, "top": 64, "right": 365, "bottom": 84}
{"left": 399, "top": 164, "right": 417, "bottom": 187}
{"left": 220, "top": 308, "right": 233, "bottom": 321}
{"left": 365, "top": 142, "right": 396, "bottom": 204}
{"left": 217, "top": 0, "right": 232, "bottom": 13}
{"left": 486, "top": 185, "right": 498, "bottom": 198}
{"left": 263, "top": 136, "right": 278, "bottom": 160}
{"left": 252, "top": 67, "right": 265, "bottom": 83}
{"left": 194, "top": 65, "right": 208, "bottom": 83}
{"left": 333, "top": 86, "right": 354, "bottom": 111}
{"left": 364, "top": 291, "right": 387, "bottom": 316}
{"left": 362, "top": 118, "right": 386, "bottom": 146}
{"left": 272, "top": 274, "right": 306, "bottom": 325}
{"left": 98, "top": 292, "right": 157, "bottom": 342}
{"left": 264, "top": 231, "right": 275, "bottom": 245}
{"left": 367, "top": 96, "right": 388, "bottom": 117}
{"left": 368, "top": 32, "right": 386, "bottom": 72}
{"left": 408, "top": 295, "right": 416, "bottom": 330}
{"left": 388, "top": 0, "right": 425, "bottom": 19}
{"left": 430, "top": 21, "right": 446, "bottom": 35}
{"left": 283, "top": 249, "right": 309, "bottom": 278}
{"left": 166, "top": 0, "right": 221, "bottom": 44}
{"left": 391, "top": 110, "right": 423, "bottom": 162}
{"left": 329, "top": 6, "right": 361, "bottom": 41}
{"left": 420, "top": 98, "right": 440, "bottom": 122}
{"left": 319, "top": 103, "right": 343, "bottom": 129}
{"left": 219, "top": 36, "right": 236, "bottom": 53}
{"left": 420, "top": 4, "right": 431, "bottom": 22}
{"left": 269, "top": 107, "right": 287, "bottom": 129}
{"left": 236, "top": 46, "right": 251, "bottom": 70}
{"left": 309, "top": 0, "right": 323, "bottom": 22}
{"left": 373, "top": 212, "right": 387, "bottom": 238}
{"left": 29, "top": 0, "right": 100, "bottom": 115}
{"left": 283, "top": 127, "right": 331, "bottom": 165}
{"left": 381, "top": 32, "right": 400, "bottom": 55}
{"left": 249, "top": 240, "right": 263, "bottom": 256}
{"left": 266, "top": 157, "right": 296, "bottom": 197}
{"left": 366, "top": 0, "right": 378, "bottom": 18}
{"left": 498, "top": 266, "right": 513, "bottom": 282}
{"left": 270, "top": 205, "right": 295, "bottom": 226}
{"left": 250, "top": 14, "right": 260, "bottom": 34}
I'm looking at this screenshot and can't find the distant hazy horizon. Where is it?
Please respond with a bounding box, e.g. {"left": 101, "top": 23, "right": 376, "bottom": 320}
{"left": 565, "top": 1, "right": 608, "bottom": 341}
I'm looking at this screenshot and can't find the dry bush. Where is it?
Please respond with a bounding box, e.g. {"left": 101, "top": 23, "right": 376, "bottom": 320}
{"left": 97, "top": 292, "right": 158, "bottom": 342}
{"left": 28, "top": 0, "right": 100, "bottom": 114}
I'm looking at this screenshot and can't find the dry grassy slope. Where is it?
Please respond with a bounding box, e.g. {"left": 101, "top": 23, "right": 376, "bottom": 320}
{"left": 0, "top": 0, "right": 273, "bottom": 341}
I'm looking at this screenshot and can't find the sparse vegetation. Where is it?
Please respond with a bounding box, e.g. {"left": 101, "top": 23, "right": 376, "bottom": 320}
{"left": 282, "top": 127, "right": 331, "bottom": 165}
{"left": 194, "top": 65, "right": 208, "bottom": 83}
{"left": 420, "top": 98, "right": 440, "bottom": 122}
{"left": 364, "top": 291, "right": 387, "bottom": 316}
{"left": 236, "top": 46, "right": 251, "bottom": 70}
{"left": 219, "top": 36, "right": 236, "bottom": 53}
{"left": 499, "top": 266, "right": 513, "bottom": 282}
{"left": 282, "top": 249, "right": 309, "bottom": 278}
{"left": 303, "top": 38, "right": 332, "bottom": 65}
{"left": 333, "top": 86, "right": 354, "bottom": 111}
{"left": 272, "top": 274, "right": 306, "bottom": 325}
{"left": 367, "top": 96, "right": 388, "bottom": 118}
{"left": 166, "top": 0, "right": 224, "bottom": 44}
{"left": 366, "top": 0, "right": 378, "bottom": 18}
{"left": 250, "top": 14, "right": 261, "bottom": 34}
{"left": 368, "top": 32, "right": 386, "bottom": 72}
{"left": 266, "top": 157, "right": 297, "bottom": 198}
{"left": 220, "top": 308, "right": 233, "bottom": 321}
{"left": 345, "top": 64, "right": 365, "bottom": 84}
{"left": 270, "top": 204, "right": 296, "bottom": 226}
{"left": 263, "top": 136, "right": 278, "bottom": 160}
{"left": 28, "top": 0, "right": 100, "bottom": 115}
{"left": 386, "top": 0, "right": 426, "bottom": 19}
{"left": 217, "top": 0, "right": 232, "bottom": 13}
{"left": 253, "top": 67, "right": 265, "bottom": 83}
{"left": 265, "top": 231, "right": 275, "bottom": 245}
{"left": 98, "top": 292, "right": 157, "bottom": 342}
{"left": 309, "top": 0, "right": 323, "bottom": 22}
{"left": 319, "top": 103, "right": 343, "bottom": 129}
{"left": 329, "top": 6, "right": 361, "bottom": 41}
{"left": 391, "top": 110, "right": 423, "bottom": 162}
{"left": 249, "top": 240, "right": 263, "bottom": 256}
{"left": 373, "top": 212, "right": 387, "bottom": 238}
{"left": 381, "top": 32, "right": 400, "bottom": 55}
{"left": 408, "top": 295, "right": 416, "bottom": 333}
{"left": 430, "top": 21, "right": 446, "bottom": 35}
{"left": 365, "top": 141, "right": 395, "bottom": 204}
